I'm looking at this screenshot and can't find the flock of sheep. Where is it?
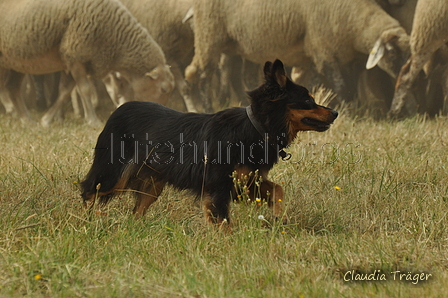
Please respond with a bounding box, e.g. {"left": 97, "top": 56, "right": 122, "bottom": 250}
{"left": 0, "top": 0, "right": 447, "bottom": 126}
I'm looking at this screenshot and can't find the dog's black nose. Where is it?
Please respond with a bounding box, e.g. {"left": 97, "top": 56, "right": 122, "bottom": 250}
{"left": 332, "top": 110, "right": 339, "bottom": 118}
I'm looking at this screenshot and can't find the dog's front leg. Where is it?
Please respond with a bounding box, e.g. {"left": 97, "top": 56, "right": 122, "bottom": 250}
{"left": 203, "top": 192, "right": 232, "bottom": 227}
{"left": 260, "top": 180, "right": 288, "bottom": 224}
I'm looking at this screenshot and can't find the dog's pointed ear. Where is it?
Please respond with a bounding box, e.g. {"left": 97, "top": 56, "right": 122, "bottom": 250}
{"left": 263, "top": 61, "right": 273, "bottom": 75}
{"left": 264, "top": 59, "right": 287, "bottom": 88}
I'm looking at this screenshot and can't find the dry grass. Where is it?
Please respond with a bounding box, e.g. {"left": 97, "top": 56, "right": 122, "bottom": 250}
{"left": 0, "top": 110, "right": 447, "bottom": 297}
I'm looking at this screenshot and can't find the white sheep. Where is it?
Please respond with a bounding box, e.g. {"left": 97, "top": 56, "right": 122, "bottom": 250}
{"left": 186, "top": 0, "right": 410, "bottom": 106}
{"left": 389, "top": 0, "right": 448, "bottom": 116}
{"left": 108, "top": 0, "right": 197, "bottom": 112}
{"left": 0, "top": 0, "right": 174, "bottom": 126}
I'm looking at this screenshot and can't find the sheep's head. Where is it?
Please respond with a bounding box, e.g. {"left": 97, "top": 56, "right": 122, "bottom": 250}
{"left": 366, "top": 27, "right": 410, "bottom": 78}
{"left": 131, "top": 64, "right": 175, "bottom": 105}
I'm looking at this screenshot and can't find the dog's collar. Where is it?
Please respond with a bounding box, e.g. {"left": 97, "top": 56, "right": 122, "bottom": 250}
{"left": 245, "top": 105, "right": 291, "bottom": 161}
{"left": 246, "top": 105, "right": 266, "bottom": 138}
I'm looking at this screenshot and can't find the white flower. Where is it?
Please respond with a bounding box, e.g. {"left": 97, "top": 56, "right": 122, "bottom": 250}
{"left": 258, "top": 215, "right": 265, "bottom": 220}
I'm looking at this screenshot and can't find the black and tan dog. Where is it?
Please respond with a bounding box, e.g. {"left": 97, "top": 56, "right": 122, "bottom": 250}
{"left": 81, "top": 60, "right": 337, "bottom": 225}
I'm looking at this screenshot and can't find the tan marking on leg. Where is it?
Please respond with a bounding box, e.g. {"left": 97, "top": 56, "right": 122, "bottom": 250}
{"left": 260, "top": 180, "right": 288, "bottom": 224}
{"left": 202, "top": 194, "right": 231, "bottom": 233}
{"left": 203, "top": 194, "right": 217, "bottom": 224}
{"left": 133, "top": 178, "right": 165, "bottom": 217}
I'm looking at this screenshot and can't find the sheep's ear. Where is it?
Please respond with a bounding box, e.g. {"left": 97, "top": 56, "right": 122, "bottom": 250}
{"left": 145, "top": 68, "right": 159, "bottom": 80}
{"left": 366, "top": 39, "right": 385, "bottom": 69}
{"left": 182, "top": 7, "right": 194, "bottom": 23}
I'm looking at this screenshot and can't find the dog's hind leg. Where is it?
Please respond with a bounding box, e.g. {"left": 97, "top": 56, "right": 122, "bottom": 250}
{"left": 132, "top": 179, "right": 166, "bottom": 217}
{"left": 259, "top": 180, "right": 287, "bottom": 224}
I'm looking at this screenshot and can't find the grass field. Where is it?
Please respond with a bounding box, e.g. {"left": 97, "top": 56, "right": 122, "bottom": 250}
{"left": 0, "top": 109, "right": 447, "bottom": 297}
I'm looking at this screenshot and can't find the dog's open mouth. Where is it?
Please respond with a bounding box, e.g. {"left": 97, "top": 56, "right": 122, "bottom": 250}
{"left": 301, "top": 117, "right": 333, "bottom": 131}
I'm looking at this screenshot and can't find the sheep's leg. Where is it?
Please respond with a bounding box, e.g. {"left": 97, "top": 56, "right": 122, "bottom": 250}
{"left": 217, "top": 54, "right": 233, "bottom": 107}
{"left": 185, "top": 56, "right": 215, "bottom": 113}
{"left": 442, "top": 66, "right": 448, "bottom": 115}
{"left": 31, "top": 74, "right": 47, "bottom": 111}
{"left": 49, "top": 72, "right": 61, "bottom": 107}
{"left": 7, "top": 71, "right": 29, "bottom": 123}
{"left": 103, "top": 73, "right": 120, "bottom": 107}
{"left": 41, "top": 72, "right": 76, "bottom": 127}
{"left": 185, "top": 25, "right": 224, "bottom": 113}
{"left": 133, "top": 180, "right": 166, "bottom": 217}
{"left": 75, "top": 78, "right": 99, "bottom": 120}
{"left": 216, "top": 55, "right": 249, "bottom": 107}
{"left": 0, "top": 69, "right": 15, "bottom": 114}
{"left": 231, "top": 58, "right": 251, "bottom": 106}
{"left": 291, "top": 66, "right": 322, "bottom": 92}
{"left": 199, "top": 63, "right": 215, "bottom": 113}
{"left": 171, "top": 64, "right": 197, "bottom": 112}
{"left": 1, "top": 69, "right": 33, "bottom": 124}
{"left": 242, "top": 59, "right": 262, "bottom": 92}
{"left": 322, "top": 63, "right": 347, "bottom": 102}
{"left": 0, "top": 92, "right": 14, "bottom": 114}
{"left": 389, "top": 51, "right": 433, "bottom": 116}
{"left": 71, "top": 87, "right": 82, "bottom": 118}
{"left": 70, "top": 63, "right": 103, "bottom": 127}
{"left": 90, "top": 78, "right": 100, "bottom": 109}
